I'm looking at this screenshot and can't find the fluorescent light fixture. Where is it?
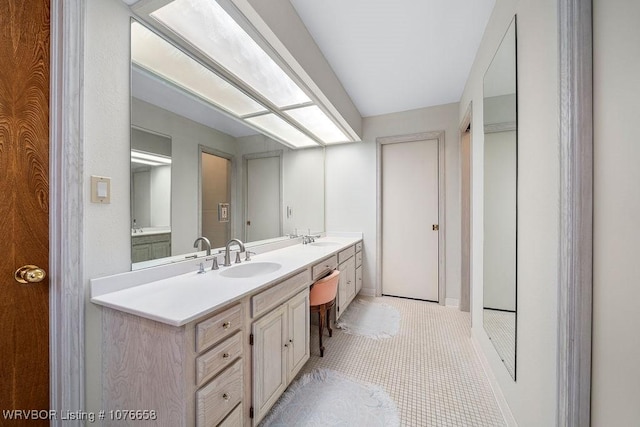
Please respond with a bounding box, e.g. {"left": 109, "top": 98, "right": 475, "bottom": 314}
{"left": 131, "top": 158, "right": 165, "bottom": 167}
{"left": 284, "top": 105, "right": 350, "bottom": 144}
{"left": 131, "top": 150, "right": 172, "bottom": 165}
{"left": 151, "top": 0, "right": 311, "bottom": 108}
{"left": 246, "top": 114, "right": 319, "bottom": 148}
{"left": 131, "top": 22, "right": 266, "bottom": 117}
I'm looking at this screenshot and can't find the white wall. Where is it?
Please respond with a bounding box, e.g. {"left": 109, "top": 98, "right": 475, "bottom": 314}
{"left": 150, "top": 165, "right": 171, "bottom": 226}
{"left": 326, "top": 102, "right": 461, "bottom": 302}
{"left": 592, "top": 0, "right": 640, "bottom": 424}
{"left": 458, "top": 0, "right": 559, "bottom": 424}
{"left": 84, "top": 0, "right": 133, "bottom": 416}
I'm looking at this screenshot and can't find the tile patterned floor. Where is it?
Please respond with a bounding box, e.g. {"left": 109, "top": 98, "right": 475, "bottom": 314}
{"left": 294, "top": 296, "right": 506, "bottom": 427}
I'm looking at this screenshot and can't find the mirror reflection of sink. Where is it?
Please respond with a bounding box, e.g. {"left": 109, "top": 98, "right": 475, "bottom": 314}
{"left": 310, "top": 241, "right": 341, "bottom": 247}
{"left": 219, "top": 262, "right": 282, "bottom": 278}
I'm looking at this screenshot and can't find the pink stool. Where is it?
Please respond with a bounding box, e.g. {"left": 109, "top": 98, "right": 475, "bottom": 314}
{"left": 309, "top": 270, "right": 340, "bottom": 357}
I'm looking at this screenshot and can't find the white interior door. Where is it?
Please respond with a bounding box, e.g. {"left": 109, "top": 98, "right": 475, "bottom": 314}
{"left": 246, "top": 156, "right": 281, "bottom": 242}
{"left": 382, "top": 139, "right": 439, "bottom": 301}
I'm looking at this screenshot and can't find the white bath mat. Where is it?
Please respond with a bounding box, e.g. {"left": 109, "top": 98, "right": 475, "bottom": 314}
{"left": 336, "top": 299, "right": 401, "bottom": 339}
{"left": 260, "top": 369, "right": 399, "bottom": 427}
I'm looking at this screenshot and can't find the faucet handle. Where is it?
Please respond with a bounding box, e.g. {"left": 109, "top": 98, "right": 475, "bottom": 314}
{"left": 245, "top": 251, "right": 256, "bottom": 261}
{"left": 197, "top": 262, "right": 205, "bottom": 274}
{"left": 235, "top": 252, "right": 242, "bottom": 264}
{"left": 207, "top": 256, "right": 219, "bottom": 270}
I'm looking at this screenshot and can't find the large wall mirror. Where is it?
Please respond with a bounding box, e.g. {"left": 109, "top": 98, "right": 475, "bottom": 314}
{"left": 130, "top": 20, "right": 325, "bottom": 270}
{"left": 483, "top": 16, "right": 517, "bottom": 379}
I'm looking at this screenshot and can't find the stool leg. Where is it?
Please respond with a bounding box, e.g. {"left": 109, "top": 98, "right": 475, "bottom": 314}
{"left": 318, "top": 311, "right": 325, "bottom": 357}
{"left": 326, "top": 306, "right": 333, "bottom": 337}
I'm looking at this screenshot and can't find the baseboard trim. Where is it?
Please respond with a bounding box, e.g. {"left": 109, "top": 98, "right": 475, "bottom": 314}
{"left": 470, "top": 334, "right": 517, "bottom": 426}
{"left": 358, "top": 288, "right": 376, "bottom": 297}
{"left": 445, "top": 298, "right": 460, "bottom": 308}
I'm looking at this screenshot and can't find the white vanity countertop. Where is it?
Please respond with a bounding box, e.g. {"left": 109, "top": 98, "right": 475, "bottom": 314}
{"left": 131, "top": 227, "right": 171, "bottom": 237}
{"left": 91, "top": 236, "right": 361, "bottom": 327}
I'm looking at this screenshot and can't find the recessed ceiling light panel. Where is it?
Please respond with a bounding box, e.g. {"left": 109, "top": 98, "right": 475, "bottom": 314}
{"left": 151, "top": 0, "right": 312, "bottom": 108}
{"left": 131, "top": 22, "right": 266, "bottom": 117}
{"left": 285, "top": 105, "right": 350, "bottom": 144}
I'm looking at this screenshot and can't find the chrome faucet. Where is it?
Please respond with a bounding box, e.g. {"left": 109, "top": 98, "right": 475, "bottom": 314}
{"left": 193, "top": 237, "right": 212, "bottom": 256}
{"left": 223, "top": 238, "right": 245, "bottom": 267}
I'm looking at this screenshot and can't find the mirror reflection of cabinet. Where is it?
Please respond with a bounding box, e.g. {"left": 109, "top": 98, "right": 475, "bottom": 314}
{"left": 483, "top": 16, "right": 518, "bottom": 380}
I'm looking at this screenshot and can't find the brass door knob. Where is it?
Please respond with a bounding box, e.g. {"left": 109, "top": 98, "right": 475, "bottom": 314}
{"left": 15, "top": 265, "right": 46, "bottom": 284}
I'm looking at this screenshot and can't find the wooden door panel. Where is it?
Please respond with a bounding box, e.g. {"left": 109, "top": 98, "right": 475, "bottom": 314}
{"left": 0, "top": 0, "right": 50, "bottom": 418}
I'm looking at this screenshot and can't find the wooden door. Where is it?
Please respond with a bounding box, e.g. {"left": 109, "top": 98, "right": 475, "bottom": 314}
{"left": 286, "top": 290, "right": 309, "bottom": 383}
{"left": 0, "top": 0, "right": 51, "bottom": 419}
{"left": 201, "top": 151, "right": 231, "bottom": 249}
{"left": 382, "top": 139, "right": 439, "bottom": 301}
{"left": 251, "top": 305, "right": 287, "bottom": 425}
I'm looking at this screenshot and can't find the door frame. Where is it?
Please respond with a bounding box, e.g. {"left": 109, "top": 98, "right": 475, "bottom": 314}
{"left": 376, "top": 131, "right": 446, "bottom": 304}
{"left": 198, "top": 145, "right": 235, "bottom": 242}
{"left": 50, "top": 0, "right": 85, "bottom": 421}
{"left": 459, "top": 102, "right": 472, "bottom": 314}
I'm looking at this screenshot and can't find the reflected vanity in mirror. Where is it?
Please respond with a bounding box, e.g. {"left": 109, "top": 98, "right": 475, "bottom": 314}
{"left": 483, "top": 16, "right": 517, "bottom": 379}
{"left": 130, "top": 127, "right": 172, "bottom": 263}
{"left": 130, "top": 20, "right": 325, "bottom": 269}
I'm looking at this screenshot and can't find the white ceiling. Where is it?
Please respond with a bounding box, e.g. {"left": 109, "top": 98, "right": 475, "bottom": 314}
{"left": 289, "top": 0, "right": 495, "bottom": 117}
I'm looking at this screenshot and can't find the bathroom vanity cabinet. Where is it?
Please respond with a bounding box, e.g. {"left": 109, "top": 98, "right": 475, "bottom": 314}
{"left": 251, "top": 286, "right": 310, "bottom": 425}
{"left": 95, "top": 236, "right": 361, "bottom": 427}
{"left": 336, "top": 243, "right": 363, "bottom": 319}
{"left": 102, "top": 301, "right": 247, "bottom": 427}
{"left": 131, "top": 232, "right": 171, "bottom": 263}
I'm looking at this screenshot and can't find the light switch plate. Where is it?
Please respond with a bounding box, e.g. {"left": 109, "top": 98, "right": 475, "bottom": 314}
{"left": 91, "top": 176, "right": 111, "bottom": 204}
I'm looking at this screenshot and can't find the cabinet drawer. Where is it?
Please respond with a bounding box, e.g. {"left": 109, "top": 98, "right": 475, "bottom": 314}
{"left": 196, "top": 304, "right": 243, "bottom": 353}
{"left": 356, "top": 241, "right": 363, "bottom": 252}
{"left": 355, "top": 251, "right": 362, "bottom": 268}
{"left": 218, "top": 403, "right": 243, "bottom": 427}
{"left": 196, "top": 331, "right": 243, "bottom": 387}
{"left": 252, "top": 269, "right": 311, "bottom": 318}
{"left": 196, "top": 359, "right": 243, "bottom": 427}
{"left": 312, "top": 255, "right": 338, "bottom": 280}
{"left": 338, "top": 245, "right": 355, "bottom": 264}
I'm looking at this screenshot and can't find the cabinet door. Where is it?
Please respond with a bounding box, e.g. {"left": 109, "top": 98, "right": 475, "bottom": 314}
{"left": 345, "top": 258, "right": 356, "bottom": 303}
{"left": 287, "top": 290, "right": 309, "bottom": 382}
{"left": 131, "top": 243, "right": 151, "bottom": 263}
{"left": 252, "top": 305, "right": 287, "bottom": 425}
{"left": 356, "top": 265, "right": 363, "bottom": 294}
{"left": 151, "top": 240, "right": 171, "bottom": 259}
{"left": 337, "top": 261, "right": 348, "bottom": 319}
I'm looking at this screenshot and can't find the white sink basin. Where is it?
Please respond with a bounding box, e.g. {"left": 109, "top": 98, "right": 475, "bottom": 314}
{"left": 219, "top": 262, "right": 282, "bottom": 278}
{"left": 310, "top": 241, "right": 341, "bottom": 247}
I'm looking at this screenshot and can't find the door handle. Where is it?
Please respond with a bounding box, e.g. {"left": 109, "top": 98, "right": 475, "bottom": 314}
{"left": 15, "top": 265, "right": 46, "bottom": 284}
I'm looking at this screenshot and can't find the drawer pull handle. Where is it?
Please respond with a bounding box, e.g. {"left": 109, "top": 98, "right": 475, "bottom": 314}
{"left": 223, "top": 393, "right": 230, "bottom": 401}
{"left": 222, "top": 321, "right": 231, "bottom": 329}
{"left": 222, "top": 352, "right": 230, "bottom": 359}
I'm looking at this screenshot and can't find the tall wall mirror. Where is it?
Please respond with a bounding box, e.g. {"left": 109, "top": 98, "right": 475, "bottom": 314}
{"left": 483, "top": 16, "right": 517, "bottom": 379}
{"left": 130, "top": 20, "right": 325, "bottom": 270}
